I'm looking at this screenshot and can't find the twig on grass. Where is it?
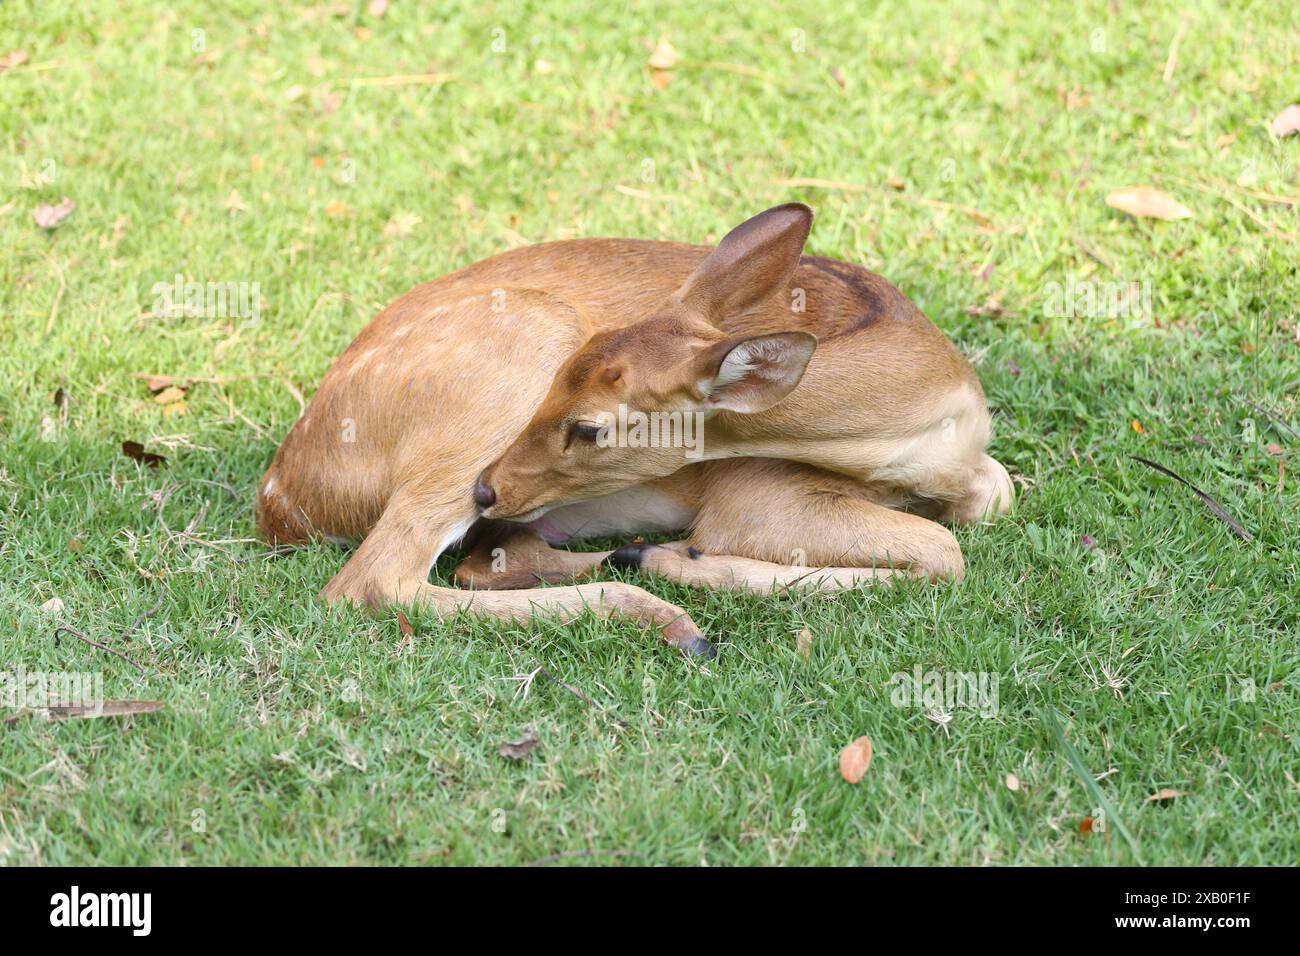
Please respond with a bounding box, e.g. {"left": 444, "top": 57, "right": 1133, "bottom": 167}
{"left": 1127, "top": 456, "right": 1254, "bottom": 542}
{"left": 53, "top": 624, "right": 145, "bottom": 674}
{"left": 121, "top": 582, "right": 168, "bottom": 641}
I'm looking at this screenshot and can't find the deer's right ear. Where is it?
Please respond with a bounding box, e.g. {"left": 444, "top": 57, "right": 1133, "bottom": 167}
{"left": 673, "top": 203, "right": 813, "bottom": 322}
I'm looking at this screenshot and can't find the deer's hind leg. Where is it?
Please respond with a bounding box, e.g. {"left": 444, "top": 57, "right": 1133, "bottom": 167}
{"left": 608, "top": 459, "right": 965, "bottom": 594}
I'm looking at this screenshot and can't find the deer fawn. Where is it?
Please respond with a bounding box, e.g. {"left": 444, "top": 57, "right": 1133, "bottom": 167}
{"left": 257, "top": 203, "right": 1012, "bottom": 657}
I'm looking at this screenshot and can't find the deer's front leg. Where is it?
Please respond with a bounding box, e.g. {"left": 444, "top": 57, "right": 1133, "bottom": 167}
{"left": 453, "top": 528, "right": 613, "bottom": 589}
{"left": 324, "top": 496, "right": 713, "bottom": 658}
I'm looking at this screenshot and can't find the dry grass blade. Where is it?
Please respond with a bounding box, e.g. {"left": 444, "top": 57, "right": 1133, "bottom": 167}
{"left": 1128, "top": 456, "right": 1254, "bottom": 542}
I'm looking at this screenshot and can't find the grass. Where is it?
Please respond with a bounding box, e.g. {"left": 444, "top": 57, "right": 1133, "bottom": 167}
{"left": 1, "top": 0, "right": 1297, "bottom": 865}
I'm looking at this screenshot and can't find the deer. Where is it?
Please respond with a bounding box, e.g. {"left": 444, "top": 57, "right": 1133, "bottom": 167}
{"left": 256, "top": 203, "right": 1013, "bottom": 658}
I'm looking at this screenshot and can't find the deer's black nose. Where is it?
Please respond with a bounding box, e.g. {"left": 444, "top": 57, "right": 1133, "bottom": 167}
{"left": 473, "top": 472, "right": 496, "bottom": 510}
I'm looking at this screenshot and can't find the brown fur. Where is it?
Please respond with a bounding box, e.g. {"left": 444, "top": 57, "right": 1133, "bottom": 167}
{"left": 257, "top": 204, "right": 1012, "bottom": 653}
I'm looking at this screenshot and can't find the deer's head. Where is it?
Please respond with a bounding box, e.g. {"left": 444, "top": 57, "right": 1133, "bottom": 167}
{"left": 475, "top": 203, "right": 818, "bottom": 521}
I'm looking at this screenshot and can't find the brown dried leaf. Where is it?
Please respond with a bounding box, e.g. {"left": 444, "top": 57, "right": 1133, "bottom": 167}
{"left": 830, "top": 66, "right": 846, "bottom": 88}
{"left": 382, "top": 212, "right": 422, "bottom": 238}
{"left": 1105, "top": 186, "right": 1193, "bottom": 221}
{"left": 1270, "top": 104, "right": 1300, "bottom": 138}
{"left": 796, "top": 627, "right": 813, "bottom": 661}
{"left": 1147, "top": 787, "right": 1186, "bottom": 803}
{"left": 153, "top": 385, "right": 186, "bottom": 404}
{"left": 396, "top": 610, "right": 414, "bottom": 638}
{"left": 648, "top": 38, "right": 678, "bottom": 70}
{"left": 34, "top": 197, "right": 75, "bottom": 230}
{"left": 498, "top": 726, "right": 540, "bottom": 761}
{"left": 650, "top": 70, "right": 672, "bottom": 90}
{"left": 367, "top": 0, "right": 389, "bottom": 16}
{"left": 46, "top": 700, "right": 165, "bottom": 721}
{"left": 122, "top": 440, "right": 167, "bottom": 468}
{"left": 838, "top": 735, "right": 873, "bottom": 783}
{"left": 1005, "top": 772, "right": 1020, "bottom": 791}
{"left": 0, "top": 50, "right": 28, "bottom": 73}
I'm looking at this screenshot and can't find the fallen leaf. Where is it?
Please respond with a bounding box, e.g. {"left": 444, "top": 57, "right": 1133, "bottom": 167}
{"left": 367, "top": 0, "right": 389, "bottom": 16}
{"left": 69, "top": 537, "right": 83, "bottom": 553}
{"left": 966, "top": 292, "right": 1008, "bottom": 317}
{"left": 162, "top": 401, "right": 187, "bottom": 417}
{"left": 1131, "top": 419, "right": 1145, "bottom": 434}
{"left": 34, "top": 197, "right": 75, "bottom": 230}
{"left": 1105, "top": 185, "right": 1193, "bottom": 221}
{"left": 1266, "top": 443, "right": 1283, "bottom": 456}
{"left": 145, "top": 375, "right": 173, "bottom": 392}
{"left": 122, "top": 440, "right": 167, "bottom": 468}
{"left": 1005, "top": 773, "right": 1020, "bottom": 791}
{"left": 1147, "top": 788, "right": 1186, "bottom": 803}
{"left": 47, "top": 700, "right": 165, "bottom": 720}
{"left": 1078, "top": 816, "right": 1096, "bottom": 833}
{"left": 838, "top": 735, "right": 873, "bottom": 783}
{"left": 830, "top": 66, "right": 846, "bottom": 88}
{"left": 250, "top": 155, "right": 264, "bottom": 172}
{"left": 223, "top": 189, "right": 248, "bottom": 214}
{"left": 648, "top": 38, "right": 678, "bottom": 70}
{"left": 382, "top": 211, "right": 422, "bottom": 238}
{"left": 650, "top": 70, "right": 672, "bottom": 90}
{"left": 40, "top": 597, "right": 65, "bottom": 615}
{"left": 153, "top": 385, "right": 186, "bottom": 404}
{"left": 396, "top": 610, "right": 414, "bottom": 638}
{"left": 886, "top": 176, "right": 906, "bottom": 191}
{"left": 498, "top": 726, "right": 540, "bottom": 760}
{"left": 326, "top": 199, "right": 350, "bottom": 218}
{"left": 0, "top": 50, "right": 28, "bottom": 73}
{"left": 1270, "top": 104, "right": 1300, "bottom": 138}
{"left": 796, "top": 627, "right": 813, "bottom": 661}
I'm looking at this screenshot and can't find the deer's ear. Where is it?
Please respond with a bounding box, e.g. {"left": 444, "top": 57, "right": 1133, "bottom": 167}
{"left": 674, "top": 203, "right": 813, "bottom": 321}
{"left": 693, "top": 331, "right": 817, "bottom": 414}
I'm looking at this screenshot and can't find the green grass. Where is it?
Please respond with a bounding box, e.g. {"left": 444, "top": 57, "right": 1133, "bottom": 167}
{"left": 2, "top": 0, "right": 1297, "bottom": 865}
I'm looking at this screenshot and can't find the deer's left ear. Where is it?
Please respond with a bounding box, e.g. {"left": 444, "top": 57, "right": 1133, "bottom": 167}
{"left": 674, "top": 203, "right": 813, "bottom": 321}
{"left": 693, "top": 331, "right": 817, "bottom": 414}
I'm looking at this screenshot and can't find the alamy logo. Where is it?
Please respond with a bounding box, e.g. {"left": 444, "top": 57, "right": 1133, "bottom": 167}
{"left": 49, "top": 886, "right": 151, "bottom": 936}
{"left": 150, "top": 274, "right": 261, "bottom": 323}
{"left": 888, "top": 665, "right": 999, "bottom": 718}
{"left": 593, "top": 404, "right": 706, "bottom": 459}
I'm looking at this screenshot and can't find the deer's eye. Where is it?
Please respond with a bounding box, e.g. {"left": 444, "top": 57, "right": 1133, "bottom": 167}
{"left": 570, "top": 421, "right": 602, "bottom": 443}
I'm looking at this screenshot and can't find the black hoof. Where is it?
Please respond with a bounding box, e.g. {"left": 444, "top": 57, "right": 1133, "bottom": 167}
{"left": 606, "top": 542, "right": 653, "bottom": 571}
{"left": 681, "top": 637, "right": 717, "bottom": 660}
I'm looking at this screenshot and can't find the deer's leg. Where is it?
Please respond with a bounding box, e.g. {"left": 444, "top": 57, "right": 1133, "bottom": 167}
{"left": 605, "top": 459, "right": 965, "bottom": 593}
{"left": 322, "top": 488, "right": 712, "bottom": 657}
{"left": 453, "top": 527, "right": 613, "bottom": 589}
{"left": 943, "top": 453, "right": 1015, "bottom": 524}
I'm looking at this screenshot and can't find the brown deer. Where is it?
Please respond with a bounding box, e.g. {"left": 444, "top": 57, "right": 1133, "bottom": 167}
{"left": 257, "top": 203, "right": 1012, "bottom": 657}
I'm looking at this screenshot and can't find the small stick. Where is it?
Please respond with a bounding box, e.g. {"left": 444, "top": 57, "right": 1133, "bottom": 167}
{"left": 1128, "top": 456, "right": 1254, "bottom": 542}
{"left": 121, "top": 582, "right": 167, "bottom": 641}
{"left": 53, "top": 624, "right": 146, "bottom": 674}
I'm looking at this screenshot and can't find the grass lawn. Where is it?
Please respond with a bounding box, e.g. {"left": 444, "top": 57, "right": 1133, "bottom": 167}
{"left": 1, "top": 0, "right": 1297, "bottom": 866}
